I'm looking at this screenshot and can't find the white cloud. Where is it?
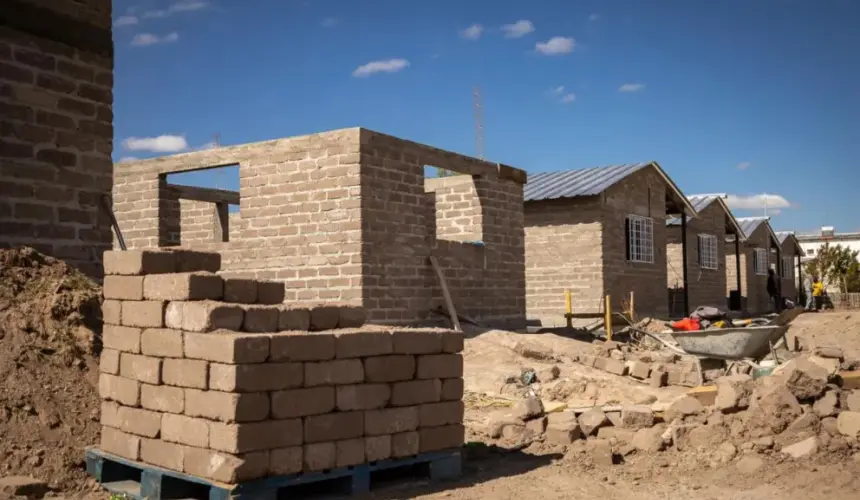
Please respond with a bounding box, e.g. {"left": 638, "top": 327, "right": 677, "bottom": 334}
{"left": 114, "top": 15, "right": 138, "bottom": 27}
{"left": 501, "top": 20, "right": 534, "bottom": 38}
{"left": 561, "top": 93, "right": 576, "bottom": 103}
{"left": 321, "top": 17, "right": 338, "bottom": 27}
{"left": 619, "top": 83, "right": 645, "bottom": 92}
{"left": 726, "top": 194, "right": 791, "bottom": 211}
{"left": 352, "top": 58, "right": 410, "bottom": 77}
{"left": 549, "top": 86, "right": 575, "bottom": 104}
{"left": 461, "top": 24, "right": 484, "bottom": 40}
{"left": 131, "top": 32, "right": 179, "bottom": 46}
{"left": 535, "top": 36, "right": 575, "bottom": 55}
{"left": 122, "top": 135, "right": 189, "bottom": 153}
{"left": 589, "top": 13, "right": 601, "bottom": 21}
{"left": 143, "top": 1, "right": 209, "bottom": 19}
{"left": 117, "top": 156, "right": 138, "bottom": 163}
{"left": 737, "top": 161, "right": 752, "bottom": 170}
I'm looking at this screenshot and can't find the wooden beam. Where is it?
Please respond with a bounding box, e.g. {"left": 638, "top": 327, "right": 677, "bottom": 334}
{"left": 429, "top": 256, "right": 462, "bottom": 332}
{"left": 163, "top": 184, "right": 240, "bottom": 205}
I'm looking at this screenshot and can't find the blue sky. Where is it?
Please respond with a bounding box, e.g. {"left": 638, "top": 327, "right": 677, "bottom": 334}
{"left": 112, "top": 0, "right": 860, "bottom": 233}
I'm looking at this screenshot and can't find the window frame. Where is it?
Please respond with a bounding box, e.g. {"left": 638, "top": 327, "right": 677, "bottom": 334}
{"left": 782, "top": 256, "right": 794, "bottom": 278}
{"left": 753, "top": 248, "right": 768, "bottom": 275}
{"left": 625, "top": 214, "right": 654, "bottom": 264}
{"left": 697, "top": 233, "right": 719, "bottom": 270}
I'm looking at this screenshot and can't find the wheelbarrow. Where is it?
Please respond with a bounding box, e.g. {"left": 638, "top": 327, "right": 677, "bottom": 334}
{"left": 670, "top": 324, "right": 789, "bottom": 361}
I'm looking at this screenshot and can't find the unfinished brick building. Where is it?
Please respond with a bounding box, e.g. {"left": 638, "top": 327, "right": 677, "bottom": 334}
{"left": 113, "top": 128, "right": 527, "bottom": 329}
{"left": 0, "top": 0, "right": 114, "bottom": 278}
{"left": 524, "top": 163, "right": 695, "bottom": 326}
{"left": 726, "top": 217, "right": 782, "bottom": 313}
{"left": 666, "top": 194, "right": 743, "bottom": 317}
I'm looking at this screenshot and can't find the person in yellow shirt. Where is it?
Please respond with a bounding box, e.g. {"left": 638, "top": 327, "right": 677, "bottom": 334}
{"left": 811, "top": 276, "right": 824, "bottom": 311}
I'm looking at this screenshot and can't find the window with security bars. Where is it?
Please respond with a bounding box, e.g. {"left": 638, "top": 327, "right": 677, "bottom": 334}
{"left": 625, "top": 215, "right": 654, "bottom": 263}
{"left": 697, "top": 234, "right": 718, "bottom": 270}
{"left": 753, "top": 248, "right": 768, "bottom": 275}
{"left": 782, "top": 257, "right": 794, "bottom": 278}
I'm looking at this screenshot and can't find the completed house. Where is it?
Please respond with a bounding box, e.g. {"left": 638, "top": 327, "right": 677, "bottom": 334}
{"left": 774, "top": 231, "right": 804, "bottom": 303}
{"left": 726, "top": 217, "right": 782, "bottom": 313}
{"left": 666, "top": 194, "right": 743, "bottom": 317}
{"left": 524, "top": 162, "right": 696, "bottom": 326}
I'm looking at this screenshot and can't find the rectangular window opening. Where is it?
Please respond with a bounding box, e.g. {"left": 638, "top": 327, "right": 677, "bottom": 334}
{"left": 754, "top": 248, "right": 768, "bottom": 275}
{"left": 164, "top": 164, "right": 240, "bottom": 243}
{"left": 698, "top": 234, "right": 718, "bottom": 270}
{"left": 782, "top": 256, "right": 794, "bottom": 278}
{"left": 625, "top": 214, "right": 654, "bottom": 264}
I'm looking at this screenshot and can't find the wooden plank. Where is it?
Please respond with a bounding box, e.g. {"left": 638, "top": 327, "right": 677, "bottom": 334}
{"left": 163, "top": 184, "right": 240, "bottom": 205}
{"left": 428, "top": 256, "right": 461, "bottom": 332}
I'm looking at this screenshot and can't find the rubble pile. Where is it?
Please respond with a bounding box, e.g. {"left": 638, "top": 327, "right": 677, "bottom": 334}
{"left": 481, "top": 350, "right": 860, "bottom": 469}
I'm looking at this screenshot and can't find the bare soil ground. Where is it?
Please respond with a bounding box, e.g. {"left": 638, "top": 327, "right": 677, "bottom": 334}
{"left": 786, "top": 310, "right": 860, "bottom": 361}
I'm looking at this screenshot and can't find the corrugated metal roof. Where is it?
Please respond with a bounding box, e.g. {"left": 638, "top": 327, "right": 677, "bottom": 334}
{"left": 523, "top": 163, "right": 651, "bottom": 202}
{"left": 666, "top": 195, "right": 720, "bottom": 225}
{"left": 775, "top": 231, "right": 793, "bottom": 244}
{"left": 736, "top": 217, "right": 768, "bottom": 238}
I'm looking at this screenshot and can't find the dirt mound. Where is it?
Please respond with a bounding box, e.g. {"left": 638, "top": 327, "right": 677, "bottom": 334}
{"left": 0, "top": 247, "right": 103, "bottom": 492}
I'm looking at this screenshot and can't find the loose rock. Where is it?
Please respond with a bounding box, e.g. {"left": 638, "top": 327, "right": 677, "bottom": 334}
{"left": 512, "top": 396, "right": 544, "bottom": 421}
{"left": 813, "top": 390, "right": 839, "bottom": 417}
{"left": 836, "top": 411, "right": 860, "bottom": 438}
{"left": 620, "top": 405, "right": 655, "bottom": 429}
{"left": 578, "top": 408, "right": 609, "bottom": 436}
{"left": 537, "top": 365, "right": 560, "bottom": 383}
{"left": 631, "top": 425, "right": 666, "bottom": 452}
{"left": 586, "top": 438, "right": 614, "bottom": 466}
{"left": 545, "top": 412, "right": 583, "bottom": 444}
{"left": 665, "top": 396, "right": 704, "bottom": 422}
{"left": 747, "top": 381, "right": 802, "bottom": 437}
{"left": 713, "top": 442, "right": 737, "bottom": 463}
{"left": 813, "top": 345, "right": 843, "bottom": 360}
{"left": 715, "top": 374, "right": 754, "bottom": 412}
{"left": 846, "top": 390, "right": 860, "bottom": 412}
{"left": 736, "top": 454, "right": 764, "bottom": 474}
{"left": 781, "top": 436, "right": 820, "bottom": 458}
{"left": 778, "top": 357, "right": 829, "bottom": 400}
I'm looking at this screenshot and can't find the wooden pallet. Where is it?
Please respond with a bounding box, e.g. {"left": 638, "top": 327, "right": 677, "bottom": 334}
{"left": 86, "top": 447, "right": 462, "bottom": 499}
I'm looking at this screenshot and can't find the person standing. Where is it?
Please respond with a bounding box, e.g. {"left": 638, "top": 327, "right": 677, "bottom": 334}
{"left": 803, "top": 274, "right": 815, "bottom": 311}
{"left": 767, "top": 269, "right": 783, "bottom": 313}
{"left": 811, "top": 276, "right": 825, "bottom": 311}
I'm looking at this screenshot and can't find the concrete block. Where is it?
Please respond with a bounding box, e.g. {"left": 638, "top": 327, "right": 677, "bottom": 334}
{"left": 121, "top": 301, "right": 165, "bottom": 328}
{"left": 102, "top": 300, "right": 121, "bottom": 325}
{"left": 166, "top": 301, "right": 244, "bottom": 333}
{"left": 167, "top": 249, "right": 221, "bottom": 273}
{"left": 184, "top": 332, "right": 269, "bottom": 364}
{"left": 209, "top": 362, "right": 303, "bottom": 392}
{"left": 100, "top": 427, "right": 140, "bottom": 461}
{"left": 336, "top": 438, "right": 365, "bottom": 467}
{"left": 391, "top": 379, "right": 442, "bottom": 406}
{"left": 270, "top": 332, "right": 335, "bottom": 361}
{"left": 242, "top": 305, "right": 280, "bottom": 333}
{"left": 417, "top": 354, "right": 463, "bottom": 379}
{"left": 116, "top": 405, "right": 161, "bottom": 438}
{"left": 305, "top": 359, "right": 364, "bottom": 387}
{"left": 418, "top": 424, "right": 465, "bottom": 452}
{"left": 99, "top": 373, "right": 140, "bottom": 407}
{"left": 336, "top": 384, "right": 391, "bottom": 411}
{"left": 335, "top": 331, "right": 393, "bottom": 358}
{"left": 278, "top": 308, "right": 311, "bottom": 331}
{"left": 141, "top": 384, "right": 184, "bottom": 413}
{"left": 309, "top": 305, "right": 339, "bottom": 331}
{"left": 364, "top": 355, "right": 416, "bottom": 383}
{"left": 629, "top": 362, "right": 651, "bottom": 380}
{"left": 620, "top": 405, "right": 655, "bottom": 429}
{"left": 441, "top": 378, "right": 465, "bottom": 401}
{"left": 337, "top": 306, "right": 366, "bottom": 328}
{"left": 594, "top": 357, "right": 628, "bottom": 376}
{"left": 162, "top": 358, "right": 208, "bottom": 389}
{"left": 391, "top": 431, "right": 419, "bottom": 458}
{"left": 161, "top": 414, "right": 209, "bottom": 448}
{"left": 210, "top": 419, "right": 303, "bottom": 453}
{"left": 271, "top": 387, "right": 335, "bottom": 419}
{"left": 257, "top": 281, "right": 285, "bottom": 305}
{"left": 365, "top": 407, "right": 419, "bottom": 436}
{"left": 184, "top": 389, "right": 269, "bottom": 423}
{"left": 184, "top": 447, "right": 269, "bottom": 483}
{"left": 119, "top": 353, "right": 162, "bottom": 384}
{"left": 393, "top": 330, "right": 443, "bottom": 354}
{"left": 140, "top": 328, "right": 184, "bottom": 358}
{"left": 99, "top": 348, "right": 120, "bottom": 375}
{"left": 141, "top": 438, "right": 184, "bottom": 472}
{"left": 102, "top": 325, "right": 141, "bottom": 354}
{"left": 305, "top": 411, "right": 364, "bottom": 443}
{"left": 365, "top": 435, "right": 391, "bottom": 462}
{"left": 143, "top": 272, "right": 223, "bottom": 301}
{"left": 104, "top": 250, "right": 175, "bottom": 276}
{"left": 224, "top": 278, "right": 258, "bottom": 304}
{"left": 100, "top": 401, "right": 121, "bottom": 428}
{"left": 103, "top": 276, "right": 144, "bottom": 300}
{"left": 441, "top": 332, "right": 465, "bottom": 353}
{"left": 419, "top": 401, "right": 464, "bottom": 428}
{"left": 269, "top": 446, "right": 302, "bottom": 475}
{"left": 303, "top": 442, "right": 335, "bottom": 472}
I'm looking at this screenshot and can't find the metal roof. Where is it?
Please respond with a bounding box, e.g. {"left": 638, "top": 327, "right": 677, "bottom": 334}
{"left": 666, "top": 195, "right": 743, "bottom": 236}
{"left": 523, "top": 162, "right": 696, "bottom": 215}
{"left": 736, "top": 216, "right": 780, "bottom": 245}
{"left": 775, "top": 231, "right": 804, "bottom": 253}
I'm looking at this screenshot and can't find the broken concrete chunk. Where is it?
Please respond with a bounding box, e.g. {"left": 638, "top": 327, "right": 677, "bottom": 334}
{"left": 820, "top": 416, "right": 839, "bottom": 436}
{"left": 537, "top": 365, "right": 560, "bottom": 383}
{"left": 578, "top": 408, "right": 608, "bottom": 436}
{"left": 846, "top": 390, "right": 860, "bottom": 412}
{"left": 514, "top": 341, "right": 555, "bottom": 361}
{"left": 545, "top": 412, "right": 582, "bottom": 444}
{"left": 631, "top": 425, "right": 666, "bottom": 453}
{"left": 712, "top": 442, "right": 737, "bottom": 464}
{"left": 664, "top": 396, "right": 704, "bottom": 422}
{"left": 735, "top": 454, "right": 764, "bottom": 474}
{"left": 586, "top": 438, "right": 614, "bottom": 466}
{"left": 778, "top": 357, "right": 829, "bottom": 400}
{"left": 486, "top": 414, "right": 523, "bottom": 439}
{"left": 511, "top": 396, "right": 544, "bottom": 421}
{"left": 525, "top": 416, "right": 547, "bottom": 435}
{"left": 813, "top": 345, "right": 844, "bottom": 360}
{"left": 594, "top": 357, "right": 627, "bottom": 376}
{"left": 628, "top": 361, "right": 651, "bottom": 380}
{"left": 836, "top": 411, "right": 860, "bottom": 438}
{"left": 781, "top": 436, "right": 820, "bottom": 458}
{"left": 813, "top": 390, "right": 839, "bottom": 417}
{"left": 747, "top": 381, "right": 803, "bottom": 437}
{"left": 620, "top": 405, "right": 654, "bottom": 429}
{"left": 715, "top": 374, "right": 754, "bottom": 412}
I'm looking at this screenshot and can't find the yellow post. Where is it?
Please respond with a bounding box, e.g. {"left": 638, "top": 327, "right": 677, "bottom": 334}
{"left": 629, "top": 291, "right": 635, "bottom": 321}
{"left": 564, "top": 289, "right": 572, "bottom": 328}
{"left": 604, "top": 294, "right": 612, "bottom": 341}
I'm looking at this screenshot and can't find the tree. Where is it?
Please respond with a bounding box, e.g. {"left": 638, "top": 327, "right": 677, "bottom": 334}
{"left": 805, "top": 243, "right": 860, "bottom": 293}
{"left": 435, "top": 167, "right": 456, "bottom": 178}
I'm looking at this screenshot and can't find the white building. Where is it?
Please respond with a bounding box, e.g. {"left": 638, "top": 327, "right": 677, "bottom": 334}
{"left": 797, "top": 226, "right": 860, "bottom": 262}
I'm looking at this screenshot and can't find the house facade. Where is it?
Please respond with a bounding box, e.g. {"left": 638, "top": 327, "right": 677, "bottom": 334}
{"left": 774, "top": 231, "right": 803, "bottom": 303}
{"left": 726, "top": 217, "right": 781, "bottom": 314}
{"left": 666, "top": 195, "right": 742, "bottom": 317}
{"left": 524, "top": 163, "right": 695, "bottom": 326}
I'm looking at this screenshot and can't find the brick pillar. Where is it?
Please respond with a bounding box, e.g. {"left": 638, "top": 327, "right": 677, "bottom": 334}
{"left": 0, "top": 0, "right": 114, "bottom": 279}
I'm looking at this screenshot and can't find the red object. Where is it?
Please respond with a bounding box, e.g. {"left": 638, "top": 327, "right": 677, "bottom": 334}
{"left": 670, "top": 318, "right": 701, "bottom": 331}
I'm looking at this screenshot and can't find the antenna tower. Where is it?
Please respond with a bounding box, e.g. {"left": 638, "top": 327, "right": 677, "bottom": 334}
{"left": 473, "top": 87, "right": 484, "bottom": 160}
{"left": 213, "top": 132, "right": 221, "bottom": 148}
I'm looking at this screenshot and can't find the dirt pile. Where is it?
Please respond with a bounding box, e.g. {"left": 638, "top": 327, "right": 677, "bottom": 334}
{"left": 0, "top": 247, "right": 103, "bottom": 493}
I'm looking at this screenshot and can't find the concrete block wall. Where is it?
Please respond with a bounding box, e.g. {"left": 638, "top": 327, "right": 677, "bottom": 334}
{"left": 114, "top": 128, "right": 527, "bottom": 329}
{"left": 97, "top": 249, "right": 465, "bottom": 484}
{"left": 524, "top": 198, "right": 604, "bottom": 327}
{"left": 666, "top": 202, "right": 728, "bottom": 315}
{"left": 425, "top": 175, "right": 483, "bottom": 242}
{"left": 779, "top": 240, "right": 799, "bottom": 303}
{"left": 0, "top": 0, "right": 114, "bottom": 279}
{"left": 725, "top": 225, "right": 771, "bottom": 313}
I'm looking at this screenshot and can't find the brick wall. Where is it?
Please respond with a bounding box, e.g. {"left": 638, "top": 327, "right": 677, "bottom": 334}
{"left": 524, "top": 198, "right": 604, "bottom": 326}
{"left": 0, "top": 0, "right": 113, "bottom": 279}
{"left": 726, "top": 225, "right": 772, "bottom": 314}
{"left": 666, "top": 202, "right": 728, "bottom": 315}
{"left": 601, "top": 168, "right": 669, "bottom": 319}
{"left": 113, "top": 128, "right": 527, "bottom": 328}
{"left": 425, "top": 176, "right": 482, "bottom": 243}
{"left": 779, "top": 240, "right": 799, "bottom": 302}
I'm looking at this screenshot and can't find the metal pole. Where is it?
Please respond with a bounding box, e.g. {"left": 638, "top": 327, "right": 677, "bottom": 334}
{"left": 681, "top": 214, "right": 690, "bottom": 316}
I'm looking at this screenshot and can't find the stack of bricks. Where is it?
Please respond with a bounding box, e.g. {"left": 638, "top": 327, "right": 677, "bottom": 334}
{"left": 97, "top": 249, "right": 466, "bottom": 484}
